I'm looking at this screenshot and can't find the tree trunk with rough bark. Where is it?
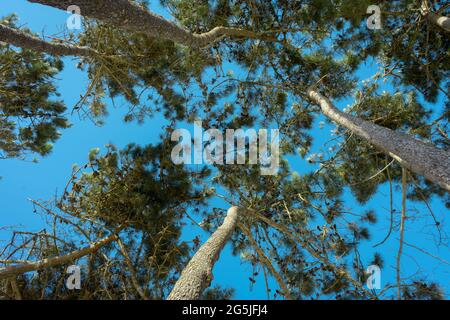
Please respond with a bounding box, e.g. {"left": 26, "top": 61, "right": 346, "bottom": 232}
{"left": 27, "top": 0, "right": 263, "bottom": 48}
{"left": 167, "top": 206, "right": 240, "bottom": 300}
{"left": 307, "top": 88, "right": 450, "bottom": 192}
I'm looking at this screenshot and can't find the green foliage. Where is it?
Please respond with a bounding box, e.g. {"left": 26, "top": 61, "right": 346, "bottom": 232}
{"left": 77, "top": 23, "right": 213, "bottom": 122}
{"left": 202, "top": 285, "right": 235, "bottom": 300}
{"left": 62, "top": 142, "right": 210, "bottom": 230}
{"left": 335, "top": 0, "right": 449, "bottom": 103}
{"left": 402, "top": 281, "right": 444, "bottom": 300}
{"left": 0, "top": 15, "right": 69, "bottom": 158}
{"left": 1, "top": 0, "right": 448, "bottom": 300}
{"left": 1, "top": 142, "right": 213, "bottom": 299}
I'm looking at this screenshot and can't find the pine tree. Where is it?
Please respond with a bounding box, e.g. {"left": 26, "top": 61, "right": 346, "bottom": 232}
{"left": 0, "top": 0, "right": 448, "bottom": 300}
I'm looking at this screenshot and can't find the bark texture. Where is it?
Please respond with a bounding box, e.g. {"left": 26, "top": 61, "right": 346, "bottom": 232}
{"left": 307, "top": 88, "right": 450, "bottom": 192}
{"left": 0, "top": 24, "right": 94, "bottom": 56}
{"left": 0, "top": 233, "right": 117, "bottom": 280}
{"left": 28, "top": 0, "right": 262, "bottom": 48}
{"left": 167, "top": 206, "right": 240, "bottom": 300}
{"left": 421, "top": 1, "right": 450, "bottom": 32}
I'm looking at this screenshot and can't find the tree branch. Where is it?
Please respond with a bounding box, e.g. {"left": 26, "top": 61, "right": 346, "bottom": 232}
{"left": 0, "top": 232, "right": 118, "bottom": 280}
{"left": 239, "top": 223, "right": 292, "bottom": 300}
{"left": 117, "top": 237, "right": 148, "bottom": 300}
{"left": 0, "top": 24, "right": 94, "bottom": 56}
{"left": 9, "top": 278, "right": 22, "bottom": 300}
{"left": 396, "top": 167, "right": 407, "bottom": 300}
{"left": 28, "top": 0, "right": 270, "bottom": 48}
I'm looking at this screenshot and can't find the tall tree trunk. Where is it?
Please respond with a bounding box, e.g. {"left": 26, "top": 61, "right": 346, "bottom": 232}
{"left": 28, "top": 0, "right": 264, "bottom": 48}
{"left": 167, "top": 206, "right": 240, "bottom": 300}
{"left": 0, "top": 233, "right": 118, "bottom": 280}
{"left": 307, "top": 88, "right": 450, "bottom": 192}
{"left": 421, "top": 1, "right": 450, "bottom": 32}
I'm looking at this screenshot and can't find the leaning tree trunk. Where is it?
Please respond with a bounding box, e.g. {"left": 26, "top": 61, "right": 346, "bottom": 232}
{"left": 2, "top": 0, "right": 270, "bottom": 55}
{"left": 307, "top": 88, "right": 450, "bottom": 192}
{"left": 167, "top": 206, "right": 240, "bottom": 300}
{"left": 0, "top": 24, "right": 94, "bottom": 56}
{"left": 0, "top": 233, "right": 118, "bottom": 280}
{"left": 421, "top": 1, "right": 450, "bottom": 32}
{"left": 27, "top": 0, "right": 263, "bottom": 48}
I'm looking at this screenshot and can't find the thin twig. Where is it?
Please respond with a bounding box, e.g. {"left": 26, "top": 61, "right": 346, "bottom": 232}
{"left": 396, "top": 167, "right": 407, "bottom": 300}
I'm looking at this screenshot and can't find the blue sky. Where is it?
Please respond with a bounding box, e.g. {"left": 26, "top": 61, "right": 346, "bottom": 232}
{"left": 0, "top": 1, "right": 448, "bottom": 299}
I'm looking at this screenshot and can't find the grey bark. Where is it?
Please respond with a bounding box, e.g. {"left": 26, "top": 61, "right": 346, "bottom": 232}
{"left": 167, "top": 206, "right": 240, "bottom": 300}
{"left": 420, "top": 1, "right": 450, "bottom": 32}
{"left": 28, "top": 0, "right": 262, "bottom": 48}
{"left": 0, "top": 233, "right": 117, "bottom": 280}
{"left": 425, "top": 12, "right": 450, "bottom": 32}
{"left": 0, "top": 24, "right": 94, "bottom": 56}
{"left": 307, "top": 88, "right": 450, "bottom": 192}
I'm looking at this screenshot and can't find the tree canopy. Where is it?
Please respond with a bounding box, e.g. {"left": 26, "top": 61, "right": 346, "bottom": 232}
{"left": 0, "top": 0, "right": 449, "bottom": 300}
